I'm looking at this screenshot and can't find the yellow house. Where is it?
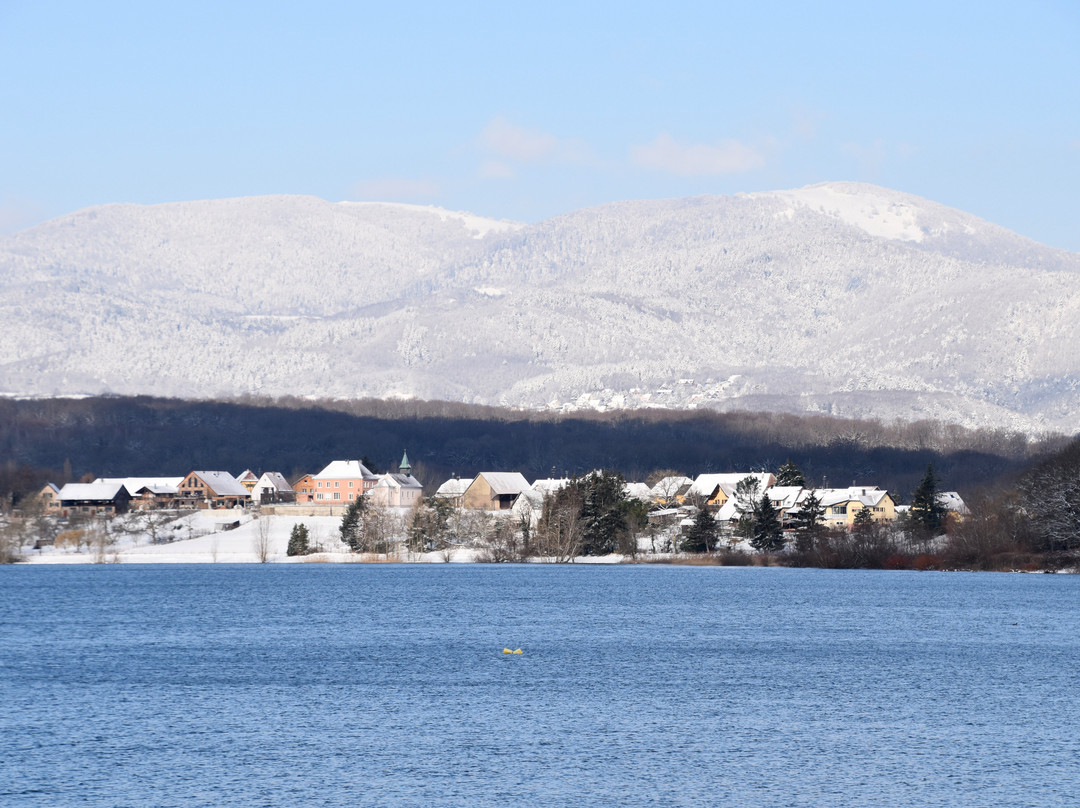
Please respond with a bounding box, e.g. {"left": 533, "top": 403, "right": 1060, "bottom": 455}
{"left": 817, "top": 487, "right": 896, "bottom": 529}
{"left": 688, "top": 473, "right": 776, "bottom": 507}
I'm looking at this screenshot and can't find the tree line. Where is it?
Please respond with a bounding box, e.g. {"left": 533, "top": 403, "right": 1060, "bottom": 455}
{"left": 0, "top": 394, "right": 1065, "bottom": 510}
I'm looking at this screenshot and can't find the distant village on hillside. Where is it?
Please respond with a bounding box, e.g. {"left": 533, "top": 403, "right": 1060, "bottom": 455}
{"left": 29, "top": 450, "right": 967, "bottom": 541}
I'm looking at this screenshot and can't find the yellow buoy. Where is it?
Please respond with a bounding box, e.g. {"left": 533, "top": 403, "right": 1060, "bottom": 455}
{"left": 502, "top": 648, "right": 513, "bottom": 654}
{"left": 513, "top": 649, "right": 523, "bottom": 654}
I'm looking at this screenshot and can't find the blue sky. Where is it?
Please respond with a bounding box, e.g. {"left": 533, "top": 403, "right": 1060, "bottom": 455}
{"left": 2, "top": 1, "right": 1078, "bottom": 250}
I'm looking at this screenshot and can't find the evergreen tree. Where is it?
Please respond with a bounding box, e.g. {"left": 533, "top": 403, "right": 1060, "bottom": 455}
{"left": 287, "top": 522, "right": 310, "bottom": 556}
{"left": 852, "top": 506, "right": 875, "bottom": 535}
{"left": 535, "top": 471, "right": 630, "bottom": 558}
{"left": 579, "top": 471, "right": 628, "bottom": 556}
{"left": 910, "top": 464, "right": 946, "bottom": 535}
{"left": 776, "top": 460, "right": 806, "bottom": 487}
{"left": 750, "top": 492, "right": 785, "bottom": 552}
{"left": 681, "top": 507, "right": 719, "bottom": 553}
{"left": 339, "top": 495, "right": 367, "bottom": 551}
{"left": 408, "top": 496, "right": 454, "bottom": 552}
{"left": 791, "top": 490, "right": 825, "bottom": 552}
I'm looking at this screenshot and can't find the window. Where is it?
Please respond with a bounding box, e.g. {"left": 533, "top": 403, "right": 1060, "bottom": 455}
{"left": 334, "top": 492, "right": 340, "bottom": 500}
{"left": 832, "top": 506, "right": 846, "bottom": 515}
{"left": 317, "top": 493, "right": 324, "bottom": 500}
{"left": 335, "top": 481, "right": 339, "bottom": 488}
{"left": 349, "top": 481, "right": 354, "bottom": 488}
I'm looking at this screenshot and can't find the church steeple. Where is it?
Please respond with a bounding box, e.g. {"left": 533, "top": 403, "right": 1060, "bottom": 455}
{"left": 399, "top": 450, "right": 412, "bottom": 476}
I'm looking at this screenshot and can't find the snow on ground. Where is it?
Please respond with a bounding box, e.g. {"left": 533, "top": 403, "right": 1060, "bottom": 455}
{"left": 338, "top": 201, "right": 524, "bottom": 239}
{"left": 25, "top": 511, "right": 340, "bottom": 564}
{"left": 763, "top": 183, "right": 928, "bottom": 242}
{"left": 20, "top": 510, "right": 630, "bottom": 565}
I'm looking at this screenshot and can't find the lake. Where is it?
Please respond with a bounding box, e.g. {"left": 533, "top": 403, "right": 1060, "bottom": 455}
{"left": 1, "top": 565, "right": 1077, "bottom": 807}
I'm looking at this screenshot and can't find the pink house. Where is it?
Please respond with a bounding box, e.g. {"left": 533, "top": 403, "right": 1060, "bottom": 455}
{"left": 310, "top": 460, "right": 378, "bottom": 503}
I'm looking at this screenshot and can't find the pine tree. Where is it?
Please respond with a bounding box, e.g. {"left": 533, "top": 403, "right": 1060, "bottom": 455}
{"left": 750, "top": 492, "right": 785, "bottom": 552}
{"left": 791, "top": 490, "right": 824, "bottom": 552}
{"left": 287, "top": 523, "right": 310, "bottom": 556}
{"left": 776, "top": 460, "right": 806, "bottom": 487}
{"left": 910, "top": 464, "right": 946, "bottom": 535}
{"left": 681, "top": 507, "right": 718, "bottom": 553}
{"left": 852, "top": 506, "right": 875, "bottom": 535}
{"left": 339, "top": 495, "right": 367, "bottom": 552}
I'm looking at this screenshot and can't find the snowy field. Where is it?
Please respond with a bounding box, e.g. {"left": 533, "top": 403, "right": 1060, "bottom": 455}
{"left": 18, "top": 510, "right": 631, "bottom": 565}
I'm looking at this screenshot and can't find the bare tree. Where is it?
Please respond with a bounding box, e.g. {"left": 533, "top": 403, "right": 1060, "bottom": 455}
{"left": 90, "top": 520, "right": 117, "bottom": 564}
{"left": 253, "top": 514, "right": 273, "bottom": 563}
{"left": 0, "top": 518, "right": 23, "bottom": 564}
{"left": 534, "top": 486, "right": 585, "bottom": 562}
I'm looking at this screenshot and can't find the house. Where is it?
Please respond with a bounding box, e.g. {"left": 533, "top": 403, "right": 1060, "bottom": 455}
{"left": 251, "top": 472, "right": 296, "bottom": 504}
{"left": 434, "top": 477, "right": 473, "bottom": 507}
{"left": 649, "top": 476, "right": 694, "bottom": 505}
{"left": 511, "top": 488, "right": 546, "bottom": 525}
{"left": 292, "top": 474, "right": 316, "bottom": 502}
{"left": 370, "top": 473, "right": 424, "bottom": 508}
{"left": 813, "top": 487, "right": 896, "bottom": 529}
{"left": 174, "top": 471, "right": 252, "bottom": 510}
{"left": 764, "top": 486, "right": 806, "bottom": 526}
{"left": 37, "top": 483, "right": 62, "bottom": 513}
{"left": 688, "top": 472, "right": 776, "bottom": 506}
{"left": 96, "top": 477, "right": 185, "bottom": 510}
{"left": 462, "top": 472, "right": 531, "bottom": 510}
{"left": 311, "top": 460, "right": 379, "bottom": 503}
{"left": 623, "top": 482, "right": 652, "bottom": 502}
{"left": 938, "top": 491, "right": 969, "bottom": 521}
{"left": 57, "top": 481, "right": 131, "bottom": 517}
{"left": 531, "top": 478, "right": 571, "bottom": 496}
{"left": 236, "top": 470, "right": 259, "bottom": 492}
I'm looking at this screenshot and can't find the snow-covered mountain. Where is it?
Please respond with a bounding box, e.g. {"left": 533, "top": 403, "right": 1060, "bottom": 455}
{"left": 2, "top": 183, "right": 1078, "bottom": 432}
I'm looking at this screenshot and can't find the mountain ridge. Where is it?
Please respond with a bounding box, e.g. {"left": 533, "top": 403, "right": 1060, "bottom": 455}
{"left": 2, "top": 182, "right": 1077, "bottom": 433}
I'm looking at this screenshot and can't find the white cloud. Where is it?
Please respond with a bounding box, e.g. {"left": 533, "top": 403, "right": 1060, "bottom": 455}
{"left": 630, "top": 133, "right": 765, "bottom": 176}
{"left": 479, "top": 160, "right": 515, "bottom": 179}
{"left": 349, "top": 177, "right": 440, "bottom": 202}
{"left": 476, "top": 117, "right": 593, "bottom": 168}
{"left": 480, "top": 117, "right": 559, "bottom": 162}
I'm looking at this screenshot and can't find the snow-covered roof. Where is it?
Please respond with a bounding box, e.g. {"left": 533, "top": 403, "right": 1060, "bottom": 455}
{"left": 650, "top": 476, "right": 693, "bottom": 498}
{"left": 937, "top": 491, "right": 969, "bottom": 514}
{"left": 374, "top": 473, "right": 423, "bottom": 489}
{"left": 237, "top": 469, "right": 258, "bottom": 483}
{"left": 715, "top": 498, "right": 742, "bottom": 523}
{"left": 253, "top": 472, "right": 293, "bottom": 493}
{"left": 314, "top": 460, "right": 377, "bottom": 480}
{"left": 435, "top": 477, "right": 472, "bottom": 497}
{"left": 476, "top": 472, "right": 531, "bottom": 496}
{"left": 814, "top": 487, "right": 890, "bottom": 509}
{"left": 97, "top": 477, "right": 185, "bottom": 497}
{"left": 190, "top": 471, "right": 250, "bottom": 498}
{"left": 765, "top": 486, "right": 805, "bottom": 509}
{"left": 647, "top": 507, "right": 680, "bottom": 519}
{"left": 623, "top": 482, "right": 652, "bottom": 501}
{"left": 689, "top": 472, "right": 774, "bottom": 498}
{"left": 513, "top": 489, "right": 546, "bottom": 512}
{"left": 58, "top": 482, "right": 127, "bottom": 502}
{"left": 531, "top": 478, "right": 570, "bottom": 494}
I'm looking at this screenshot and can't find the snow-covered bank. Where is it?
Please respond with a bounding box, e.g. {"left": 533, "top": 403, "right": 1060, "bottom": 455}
{"left": 16, "top": 510, "right": 630, "bottom": 565}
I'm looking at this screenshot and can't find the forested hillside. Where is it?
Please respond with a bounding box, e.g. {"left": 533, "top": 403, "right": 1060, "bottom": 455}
{"left": 3, "top": 183, "right": 1079, "bottom": 430}
{"left": 0, "top": 395, "right": 1063, "bottom": 506}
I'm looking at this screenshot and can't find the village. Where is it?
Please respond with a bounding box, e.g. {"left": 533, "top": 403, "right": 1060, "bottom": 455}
{"left": 11, "top": 448, "right": 971, "bottom": 565}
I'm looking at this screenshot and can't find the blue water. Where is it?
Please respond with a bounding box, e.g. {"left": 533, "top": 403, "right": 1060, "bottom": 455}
{"left": 1, "top": 565, "right": 1078, "bottom": 807}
